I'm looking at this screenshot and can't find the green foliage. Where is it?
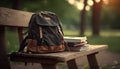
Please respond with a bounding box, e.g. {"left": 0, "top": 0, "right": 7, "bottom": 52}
{"left": 82, "top": 64, "right": 89, "bottom": 69}
{"left": 20, "top": 0, "right": 80, "bottom": 29}
{"left": 0, "top": 0, "right": 12, "bottom": 8}
{"left": 101, "top": 0, "right": 120, "bottom": 29}
{"left": 0, "top": 0, "right": 80, "bottom": 30}
{"left": 1, "top": 0, "right": 120, "bottom": 30}
{"left": 5, "top": 30, "right": 19, "bottom": 53}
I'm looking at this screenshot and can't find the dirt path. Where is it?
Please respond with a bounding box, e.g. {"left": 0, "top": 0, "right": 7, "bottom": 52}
{"left": 76, "top": 50, "right": 120, "bottom": 68}
{"left": 10, "top": 50, "right": 120, "bottom": 69}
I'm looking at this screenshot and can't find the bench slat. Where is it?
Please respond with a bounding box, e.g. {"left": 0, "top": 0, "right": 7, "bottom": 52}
{"left": 0, "top": 7, "right": 33, "bottom": 27}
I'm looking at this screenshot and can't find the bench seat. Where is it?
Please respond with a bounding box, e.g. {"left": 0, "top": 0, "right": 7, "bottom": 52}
{"left": 10, "top": 45, "right": 108, "bottom": 69}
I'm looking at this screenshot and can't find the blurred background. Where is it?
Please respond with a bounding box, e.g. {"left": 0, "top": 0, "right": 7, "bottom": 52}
{"left": 0, "top": 0, "right": 120, "bottom": 34}
{"left": 0, "top": 0, "right": 120, "bottom": 68}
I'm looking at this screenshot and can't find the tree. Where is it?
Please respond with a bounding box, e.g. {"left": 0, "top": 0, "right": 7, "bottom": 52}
{"left": 91, "top": 0, "right": 103, "bottom": 36}
{"left": 80, "top": 0, "right": 88, "bottom": 36}
{"left": 20, "top": 0, "right": 79, "bottom": 29}
{"left": 107, "top": 0, "right": 120, "bottom": 29}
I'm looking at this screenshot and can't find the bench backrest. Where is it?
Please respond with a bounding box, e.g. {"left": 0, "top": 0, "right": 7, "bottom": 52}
{"left": 0, "top": 7, "right": 33, "bottom": 27}
{"left": 0, "top": 7, "right": 33, "bottom": 45}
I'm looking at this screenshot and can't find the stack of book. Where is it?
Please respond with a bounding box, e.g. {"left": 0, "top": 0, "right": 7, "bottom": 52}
{"left": 64, "top": 36, "right": 89, "bottom": 51}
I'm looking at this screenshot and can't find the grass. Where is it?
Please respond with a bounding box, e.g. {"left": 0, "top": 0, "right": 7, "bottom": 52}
{"left": 64, "top": 29, "right": 120, "bottom": 37}
{"left": 64, "top": 29, "right": 120, "bottom": 53}
{"left": 5, "top": 29, "right": 120, "bottom": 53}
{"left": 88, "top": 36, "right": 120, "bottom": 53}
{"left": 6, "top": 30, "right": 19, "bottom": 53}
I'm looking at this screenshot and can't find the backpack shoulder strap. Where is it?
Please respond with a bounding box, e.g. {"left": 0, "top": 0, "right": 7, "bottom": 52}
{"left": 18, "top": 36, "right": 28, "bottom": 52}
{"left": 18, "top": 14, "right": 38, "bottom": 52}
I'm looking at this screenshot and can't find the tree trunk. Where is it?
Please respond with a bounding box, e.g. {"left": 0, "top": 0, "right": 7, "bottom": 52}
{"left": 80, "top": 0, "right": 88, "bottom": 36}
{"left": 10, "top": 0, "right": 21, "bottom": 31}
{"left": 12, "top": 0, "right": 20, "bottom": 10}
{"left": 91, "top": 0, "right": 103, "bottom": 36}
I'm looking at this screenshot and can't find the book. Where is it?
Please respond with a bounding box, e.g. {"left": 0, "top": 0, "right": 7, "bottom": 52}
{"left": 64, "top": 36, "right": 87, "bottom": 42}
{"left": 64, "top": 36, "right": 87, "bottom": 47}
{"left": 68, "top": 44, "right": 89, "bottom": 51}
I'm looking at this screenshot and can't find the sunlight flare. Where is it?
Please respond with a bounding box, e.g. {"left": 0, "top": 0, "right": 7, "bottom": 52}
{"left": 95, "top": 0, "right": 101, "bottom": 3}
{"left": 87, "top": 0, "right": 94, "bottom": 6}
{"left": 67, "top": 0, "right": 75, "bottom": 4}
{"left": 85, "top": 5, "right": 90, "bottom": 11}
{"left": 76, "top": 2, "right": 84, "bottom": 10}
{"left": 103, "top": 0, "right": 109, "bottom": 4}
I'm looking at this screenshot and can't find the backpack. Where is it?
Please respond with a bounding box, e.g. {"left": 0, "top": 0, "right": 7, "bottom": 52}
{"left": 18, "top": 11, "right": 65, "bottom": 53}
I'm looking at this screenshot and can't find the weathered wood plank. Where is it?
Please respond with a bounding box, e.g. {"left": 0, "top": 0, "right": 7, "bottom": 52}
{"left": 87, "top": 53, "right": 99, "bottom": 69}
{"left": 67, "top": 59, "right": 78, "bottom": 69}
{"left": 0, "top": 7, "right": 33, "bottom": 27}
{"left": 0, "top": 26, "right": 11, "bottom": 69}
{"left": 10, "top": 45, "right": 108, "bottom": 62}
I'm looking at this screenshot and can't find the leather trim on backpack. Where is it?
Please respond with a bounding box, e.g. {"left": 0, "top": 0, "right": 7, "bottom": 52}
{"left": 26, "top": 39, "right": 65, "bottom": 53}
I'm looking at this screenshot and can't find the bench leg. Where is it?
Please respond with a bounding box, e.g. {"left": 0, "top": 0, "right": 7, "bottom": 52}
{"left": 67, "top": 59, "right": 78, "bottom": 69}
{"left": 41, "top": 62, "right": 59, "bottom": 69}
{"left": 87, "top": 52, "right": 99, "bottom": 69}
{"left": 0, "top": 26, "right": 11, "bottom": 69}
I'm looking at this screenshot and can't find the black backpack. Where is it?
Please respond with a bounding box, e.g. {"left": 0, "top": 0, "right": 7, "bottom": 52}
{"left": 18, "top": 11, "right": 65, "bottom": 53}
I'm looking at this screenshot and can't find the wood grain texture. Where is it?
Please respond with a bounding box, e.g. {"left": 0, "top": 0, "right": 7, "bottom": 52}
{"left": 0, "top": 26, "right": 11, "bottom": 69}
{"left": 87, "top": 53, "right": 99, "bottom": 69}
{"left": 0, "top": 7, "right": 33, "bottom": 27}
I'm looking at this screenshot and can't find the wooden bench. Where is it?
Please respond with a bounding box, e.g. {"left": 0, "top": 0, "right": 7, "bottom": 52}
{"left": 0, "top": 7, "right": 108, "bottom": 69}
